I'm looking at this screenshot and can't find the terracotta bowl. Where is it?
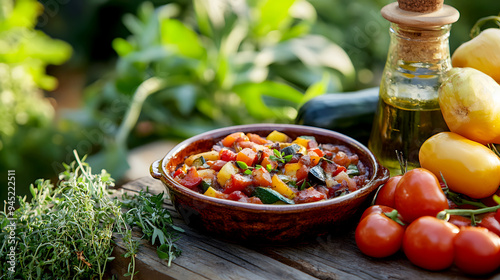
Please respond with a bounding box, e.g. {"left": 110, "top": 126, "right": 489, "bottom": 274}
{"left": 150, "top": 124, "right": 389, "bottom": 243}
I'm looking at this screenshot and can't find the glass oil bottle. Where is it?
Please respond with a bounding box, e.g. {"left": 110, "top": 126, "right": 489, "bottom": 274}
{"left": 368, "top": 0, "right": 460, "bottom": 175}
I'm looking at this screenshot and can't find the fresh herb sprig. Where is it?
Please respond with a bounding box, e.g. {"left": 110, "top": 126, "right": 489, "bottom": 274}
{"left": 121, "top": 190, "right": 184, "bottom": 266}
{"left": 269, "top": 149, "right": 293, "bottom": 164}
{"left": 0, "top": 151, "right": 139, "bottom": 280}
{"left": 236, "top": 161, "right": 274, "bottom": 174}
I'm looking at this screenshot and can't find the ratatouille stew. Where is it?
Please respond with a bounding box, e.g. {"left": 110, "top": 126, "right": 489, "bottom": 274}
{"left": 172, "top": 130, "right": 370, "bottom": 204}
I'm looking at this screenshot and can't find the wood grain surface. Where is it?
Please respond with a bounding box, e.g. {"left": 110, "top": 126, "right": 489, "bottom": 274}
{"left": 109, "top": 177, "right": 497, "bottom": 280}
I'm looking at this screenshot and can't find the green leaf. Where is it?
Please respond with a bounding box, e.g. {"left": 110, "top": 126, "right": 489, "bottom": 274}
{"left": 301, "top": 73, "right": 329, "bottom": 105}
{"left": 236, "top": 161, "right": 248, "bottom": 170}
{"left": 253, "top": 0, "right": 296, "bottom": 37}
{"left": 160, "top": 19, "right": 205, "bottom": 59}
{"left": 112, "top": 38, "right": 135, "bottom": 57}
{"left": 157, "top": 243, "right": 171, "bottom": 260}
{"left": 152, "top": 227, "right": 166, "bottom": 245}
{"left": 233, "top": 81, "right": 303, "bottom": 121}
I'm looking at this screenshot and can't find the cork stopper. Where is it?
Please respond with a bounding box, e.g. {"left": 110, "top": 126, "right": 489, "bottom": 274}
{"left": 381, "top": 1, "right": 459, "bottom": 27}
{"left": 381, "top": 0, "right": 460, "bottom": 62}
{"left": 398, "top": 0, "right": 443, "bottom": 13}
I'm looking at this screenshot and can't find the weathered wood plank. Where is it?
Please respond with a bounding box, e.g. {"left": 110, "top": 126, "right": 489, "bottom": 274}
{"left": 109, "top": 177, "right": 500, "bottom": 280}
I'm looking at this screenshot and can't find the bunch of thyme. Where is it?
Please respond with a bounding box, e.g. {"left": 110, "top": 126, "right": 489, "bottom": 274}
{"left": 0, "top": 152, "right": 139, "bottom": 280}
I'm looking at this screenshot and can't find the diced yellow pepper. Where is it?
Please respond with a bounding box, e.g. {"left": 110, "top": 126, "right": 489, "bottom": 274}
{"left": 292, "top": 137, "right": 310, "bottom": 148}
{"left": 266, "top": 130, "right": 291, "bottom": 143}
{"left": 271, "top": 174, "right": 296, "bottom": 199}
{"left": 204, "top": 186, "right": 219, "bottom": 197}
{"left": 217, "top": 162, "right": 239, "bottom": 186}
{"left": 185, "top": 151, "right": 219, "bottom": 166}
{"left": 284, "top": 163, "right": 301, "bottom": 178}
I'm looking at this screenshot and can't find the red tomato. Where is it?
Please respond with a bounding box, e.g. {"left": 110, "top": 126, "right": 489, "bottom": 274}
{"left": 247, "top": 133, "right": 269, "bottom": 145}
{"left": 402, "top": 216, "right": 459, "bottom": 271}
{"left": 447, "top": 215, "right": 471, "bottom": 228}
{"left": 454, "top": 226, "right": 500, "bottom": 275}
{"left": 478, "top": 212, "right": 500, "bottom": 237}
{"left": 374, "top": 175, "right": 402, "bottom": 208}
{"left": 295, "top": 187, "right": 326, "bottom": 204}
{"left": 251, "top": 166, "right": 272, "bottom": 187}
{"left": 224, "top": 174, "right": 253, "bottom": 194}
{"left": 394, "top": 168, "right": 449, "bottom": 223}
{"left": 219, "top": 149, "right": 237, "bottom": 162}
{"left": 355, "top": 213, "right": 405, "bottom": 258}
{"left": 175, "top": 166, "right": 202, "bottom": 190}
{"left": 360, "top": 205, "right": 402, "bottom": 222}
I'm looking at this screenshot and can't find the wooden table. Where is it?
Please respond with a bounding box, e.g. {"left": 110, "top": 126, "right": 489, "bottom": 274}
{"left": 108, "top": 177, "right": 495, "bottom": 280}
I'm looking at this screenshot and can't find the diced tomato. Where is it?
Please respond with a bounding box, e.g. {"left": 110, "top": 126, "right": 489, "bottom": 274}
{"left": 333, "top": 151, "right": 351, "bottom": 166}
{"left": 310, "top": 148, "right": 324, "bottom": 157}
{"left": 224, "top": 174, "right": 253, "bottom": 194}
{"left": 175, "top": 166, "right": 202, "bottom": 190}
{"left": 294, "top": 187, "right": 326, "bottom": 204}
{"left": 246, "top": 197, "right": 263, "bottom": 204}
{"left": 219, "top": 149, "right": 237, "bottom": 162}
{"left": 227, "top": 191, "right": 263, "bottom": 204}
{"left": 173, "top": 168, "right": 184, "bottom": 178}
{"left": 332, "top": 165, "right": 347, "bottom": 176}
{"left": 296, "top": 164, "right": 310, "bottom": 182}
{"left": 299, "top": 155, "right": 311, "bottom": 167}
{"left": 208, "top": 160, "right": 227, "bottom": 171}
{"left": 237, "top": 140, "right": 257, "bottom": 149}
{"left": 221, "top": 132, "right": 248, "bottom": 147}
{"left": 236, "top": 148, "right": 258, "bottom": 167}
{"left": 227, "top": 190, "right": 248, "bottom": 201}
{"left": 307, "top": 138, "right": 319, "bottom": 149}
{"left": 252, "top": 166, "right": 273, "bottom": 187}
{"left": 247, "top": 133, "right": 270, "bottom": 145}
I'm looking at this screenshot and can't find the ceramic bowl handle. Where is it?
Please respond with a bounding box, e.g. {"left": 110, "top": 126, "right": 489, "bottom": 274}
{"left": 150, "top": 159, "right": 163, "bottom": 179}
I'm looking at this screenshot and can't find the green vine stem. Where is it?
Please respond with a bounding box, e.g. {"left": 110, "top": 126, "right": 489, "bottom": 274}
{"left": 488, "top": 143, "right": 500, "bottom": 158}
{"left": 384, "top": 209, "right": 405, "bottom": 226}
{"left": 115, "top": 77, "right": 165, "bottom": 147}
{"left": 437, "top": 205, "right": 500, "bottom": 226}
{"left": 440, "top": 173, "right": 488, "bottom": 209}
{"left": 470, "top": 14, "right": 500, "bottom": 38}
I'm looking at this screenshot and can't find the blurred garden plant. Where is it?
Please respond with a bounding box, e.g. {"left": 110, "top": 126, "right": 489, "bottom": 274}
{"left": 78, "top": 0, "right": 355, "bottom": 179}
{"left": 0, "top": 0, "right": 72, "bottom": 201}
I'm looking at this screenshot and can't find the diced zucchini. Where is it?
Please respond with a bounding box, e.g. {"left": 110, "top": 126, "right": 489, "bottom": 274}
{"left": 271, "top": 174, "right": 296, "bottom": 199}
{"left": 217, "top": 162, "right": 239, "bottom": 186}
{"left": 191, "top": 156, "right": 206, "bottom": 168}
{"left": 346, "top": 164, "right": 360, "bottom": 176}
{"left": 253, "top": 187, "right": 294, "bottom": 204}
{"left": 266, "top": 130, "right": 291, "bottom": 142}
{"left": 185, "top": 151, "right": 219, "bottom": 166}
{"left": 281, "top": 144, "right": 301, "bottom": 156}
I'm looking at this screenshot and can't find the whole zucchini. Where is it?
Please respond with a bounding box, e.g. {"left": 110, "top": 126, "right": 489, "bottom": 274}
{"left": 296, "top": 87, "right": 379, "bottom": 145}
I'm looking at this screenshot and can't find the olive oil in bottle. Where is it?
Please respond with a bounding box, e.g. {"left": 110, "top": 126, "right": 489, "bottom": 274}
{"left": 368, "top": 0, "right": 459, "bottom": 175}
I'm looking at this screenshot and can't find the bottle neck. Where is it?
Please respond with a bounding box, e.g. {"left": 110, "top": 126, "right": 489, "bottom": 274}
{"left": 387, "top": 23, "right": 452, "bottom": 65}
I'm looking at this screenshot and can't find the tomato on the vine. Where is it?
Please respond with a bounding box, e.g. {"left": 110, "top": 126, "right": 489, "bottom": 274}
{"left": 478, "top": 212, "right": 500, "bottom": 237}
{"left": 454, "top": 226, "right": 500, "bottom": 275}
{"left": 360, "top": 205, "right": 403, "bottom": 222}
{"left": 403, "top": 216, "right": 459, "bottom": 271}
{"left": 394, "top": 168, "right": 449, "bottom": 223}
{"left": 374, "top": 175, "right": 402, "bottom": 208}
{"left": 355, "top": 212, "right": 405, "bottom": 258}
